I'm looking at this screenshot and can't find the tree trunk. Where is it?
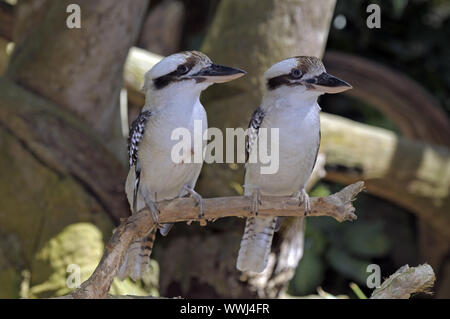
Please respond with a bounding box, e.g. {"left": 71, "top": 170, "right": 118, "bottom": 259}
{"left": 7, "top": 0, "right": 150, "bottom": 161}
{"left": 0, "top": 1, "right": 152, "bottom": 298}
{"left": 158, "top": 0, "right": 337, "bottom": 298}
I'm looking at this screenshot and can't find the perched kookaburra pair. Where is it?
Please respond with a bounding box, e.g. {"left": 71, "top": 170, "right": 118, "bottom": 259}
{"left": 118, "top": 51, "right": 245, "bottom": 280}
{"left": 237, "top": 56, "right": 352, "bottom": 273}
{"left": 118, "top": 51, "right": 351, "bottom": 280}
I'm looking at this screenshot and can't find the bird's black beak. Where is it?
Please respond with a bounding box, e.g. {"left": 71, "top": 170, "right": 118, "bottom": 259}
{"left": 303, "top": 72, "right": 352, "bottom": 94}
{"left": 192, "top": 64, "right": 246, "bottom": 83}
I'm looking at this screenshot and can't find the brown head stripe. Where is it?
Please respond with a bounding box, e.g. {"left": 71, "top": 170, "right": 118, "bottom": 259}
{"left": 294, "top": 56, "right": 324, "bottom": 73}
{"left": 267, "top": 56, "right": 323, "bottom": 90}
{"left": 153, "top": 51, "right": 209, "bottom": 89}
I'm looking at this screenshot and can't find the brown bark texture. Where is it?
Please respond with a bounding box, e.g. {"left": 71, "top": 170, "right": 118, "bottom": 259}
{"left": 0, "top": 1, "right": 149, "bottom": 298}
{"left": 7, "top": 0, "right": 150, "bottom": 160}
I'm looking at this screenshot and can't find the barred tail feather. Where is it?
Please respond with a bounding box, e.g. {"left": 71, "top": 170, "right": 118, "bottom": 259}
{"left": 275, "top": 217, "right": 305, "bottom": 274}
{"left": 117, "top": 227, "right": 156, "bottom": 281}
{"left": 159, "top": 223, "right": 173, "bottom": 236}
{"left": 236, "top": 217, "right": 276, "bottom": 273}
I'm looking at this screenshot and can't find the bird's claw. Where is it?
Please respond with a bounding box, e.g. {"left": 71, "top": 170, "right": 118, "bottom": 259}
{"left": 140, "top": 189, "right": 163, "bottom": 228}
{"left": 150, "top": 202, "right": 162, "bottom": 228}
{"left": 143, "top": 197, "right": 162, "bottom": 228}
{"left": 291, "top": 189, "right": 311, "bottom": 215}
{"left": 250, "top": 190, "right": 261, "bottom": 217}
{"left": 197, "top": 199, "right": 205, "bottom": 220}
{"left": 300, "top": 189, "right": 311, "bottom": 215}
{"left": 184, "top": 185, "right": 205, "bottom": 222}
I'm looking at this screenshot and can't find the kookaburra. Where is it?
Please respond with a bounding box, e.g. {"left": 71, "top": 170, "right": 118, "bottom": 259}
{"left": 119, "top": 51, "right": 245, "bottom": 281}
{"left": 237, "top": 56, "right": 351, "bottom": 273}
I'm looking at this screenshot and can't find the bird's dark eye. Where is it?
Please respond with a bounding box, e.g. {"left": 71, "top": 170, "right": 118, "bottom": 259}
{"left": 290, "top": 69, "right": 302, "bottom": 79}
{"left": 177, "top": 64, "right": 189, "bottom": 75}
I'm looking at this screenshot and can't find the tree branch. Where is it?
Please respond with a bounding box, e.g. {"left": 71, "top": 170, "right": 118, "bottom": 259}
{"left": 370, "top": 264, "right": 435, "bottom": 299}
{"left": 7, "top": 0, "right": 150, "bottom": 161}
{"left": 321, "top": 113, "right": 450, "bottom": 240}
{"left": 324, "top": 52, "right": 450, "bottom": 147}
{"left": 0, "top": 78, "right": 129, "bottom": 224}
{"left": 68, "top": 181, "right": 364, "bottom": 298}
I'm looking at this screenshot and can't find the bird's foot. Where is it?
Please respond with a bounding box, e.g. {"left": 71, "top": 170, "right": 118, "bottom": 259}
{"left": 250, "top": 189, "right": 262, "bottom": 217}
{"left": 300, "top": 189, "right": 311, "bottom": 215}
{"left": 184, "top": 185, "right": 205, "bottom": 223}
{"left": 142, "top": 195, "right": 162, "bottom": 228}
{"left": 291, "top": 189, "right": 311, "bottom": 215}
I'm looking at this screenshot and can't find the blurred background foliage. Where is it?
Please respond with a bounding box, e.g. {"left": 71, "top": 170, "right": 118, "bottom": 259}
{"left": 325, "top": 0, "right": 450, "bottom": 118}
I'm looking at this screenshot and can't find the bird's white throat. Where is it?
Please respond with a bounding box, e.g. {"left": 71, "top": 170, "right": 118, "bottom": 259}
{"left": 143, "top": 80, "right": 210, "bottom": 113}
{"left": 262, "top": 85, "right": 322, "bottom": 113}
